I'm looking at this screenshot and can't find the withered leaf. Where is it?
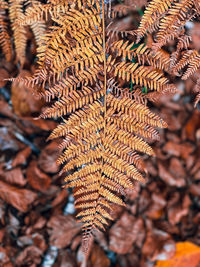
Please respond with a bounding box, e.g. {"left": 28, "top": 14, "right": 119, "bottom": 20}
{"left": 12, "top": 147, "right": 31, "bottom": 167}
{"left": 15, "top": 245, "right": 43, "bottom": 266}
{"left": 109, "top": 212, "right": 144, "bottom": 254}
{"left": 47, "top": 215, "right": 80, "bottom": 249}
{"left": 0, "top": 246, "right": 13, "bottom": 267}
{"left": 1, "top": 167, "right": 26, "bottom": 186}
{"left": 0, "top": 180, "right": 37, "bottom": 212}
{"left": 38, "top": 141, "right": 60, "bottom": 174}
{"left": 26, "top": 161, "right": 51, "bottom": 192}
{"left": 89, "top": 244, "right": 110, "bottom": 267}
{"left": 155, "top": 242, "right": 200, "bottom": 267}
{"left": 158, "top": 161, "right": 186, "bottom": 187}
{"left": 11, "top": 70, "right": 44, "bottom": 117}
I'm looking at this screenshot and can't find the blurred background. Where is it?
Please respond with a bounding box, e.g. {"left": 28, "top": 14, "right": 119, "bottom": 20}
{"left": 0, "top": 1, "right": 200, "bottom": 266}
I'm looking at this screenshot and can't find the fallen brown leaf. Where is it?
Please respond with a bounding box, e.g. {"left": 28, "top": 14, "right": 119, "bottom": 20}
{"left": 12, "top": 147, "right": 31, "bottom": 167}
{"left": 0, "top": 246, "right": 13, "bottom": 267}
{"left": 0, "top": 180, "right": 37, "bottom": 212}
{"left": 38, "top": 141, "right": 60, "bottom": 174}
{"left": 47, "top": 215, "right": 80, "bottom": 249}
{"left": 109, "top": 212, "right": 145, "bottom": 254}
{"left": 158, "top": 162, "right": 186, "bottom": 187}
{"left": 11, "top": 70, "right": 44, "bottom": 117}
{"left": 26, "top": 161, "right": 51, "bottom": 192}
{"left": 1, "top": 168, "right": 26, "bottom": 186}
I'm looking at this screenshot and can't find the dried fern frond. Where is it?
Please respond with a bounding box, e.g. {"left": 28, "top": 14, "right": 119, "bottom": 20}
{"left": 12, "top": 0, "right": 178, "bottom": 249}
{"left": 111, "top": 0, "right": 146, "bottom": 18}
{"left": 0, "top": 6, "right": 12, "bottom": 61}
{"left": 137, "top": 0, "right": 175, "bottom": 41}
{"left": 27, "top": 0, "right": 46, "bottom": 46}
{"left": 26, "top": 2, "right": 103, "bottom": 87}
{"left": 112, "top": 40, "right": 171, "bottom": 71}
{"left": 182, "top": 52, "right": 200, "bottom": 80}
{"left": 147, "top": 84, "right": 178, "bottom": 102}
{"left": 17, "top": 0, "right": 69, "bottom": 25}
{"left": 155, "top": 0, "right": 194, "bottom": 47}
{"left": 114, "top": 62, "right": 169, "bottom": 91}
{"left": 9, "top": 0, "right": 27, "bottom": 67}
{"left": 173, "top": 50, "right": 200, "bottom": 79}
{"left": 135, "top": 0, "right": 200, "bottom": 106}
{"left": 52, "top": 88, "right": 167, "bottom": 235}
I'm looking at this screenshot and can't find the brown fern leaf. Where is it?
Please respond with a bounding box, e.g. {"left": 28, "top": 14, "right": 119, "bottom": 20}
{"left": 182, "top": 52, "right": 200, "bottom": 80}
{"left": 38, "top": 65, "right": 101, "bottom": 101}
{"left": 0, "top": 2, "right": 12, "bottom": 61}
{"left": 40, "top": 86, "right": 104, "bottom": 119}
{"left": 173, "top": 50, "right": 197, "bottom": 73}
{"left": 147, "top": 84, "right": 178, "bottom": 102}
{"left": 26, "top": 0, "right": 46, "bottom": 46}
{"left": 173, "top": 50, "right": 200, "bottom": 79}
{"left": 155, "top": 0, "right": 194, "bottom": 48}
{"left": 30, "top": 3, "right": 102, "bottom": 86}
{"left": 54, "top": 90, "right": 166, "bottom": 235}
{"left": 136, "top": 0, "right": 175, "bottom": 41}
{"left": 177, "top": 35, "right": 192, "bottom": 51}
{"left": 111, "top": 0, "right": 142, "bottom": 18}
{"left": 17, "top": 0, "right": 69, "bottom": 25}
{"left": 111, "top": 0, "right": 146, "bottom": 18}
{"left": 9, "top": 0, "right": 27, "bottom": 66}
{"left": 112, "top": 41, "right": 171, "bottom": 71}
{"left": 114, "top": 62, "right": 169, "bottom": 91}
{"left": 136, "top": 0, "right": 199, "bottom": 55}
{"left": 14, "top": 0, "right": 172, "bottom": 249}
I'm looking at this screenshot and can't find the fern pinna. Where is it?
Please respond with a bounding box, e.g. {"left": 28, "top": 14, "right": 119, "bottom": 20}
{"left": 137, "top": 0, "right": 200, "bottom": 105}
{"left": 14, "top": 0, "right": 200, "bottom": 249}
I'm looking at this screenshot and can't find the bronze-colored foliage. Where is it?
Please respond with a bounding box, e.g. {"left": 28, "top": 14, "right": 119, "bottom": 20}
{"left": 0, "top": 0, "right": 12, "bottom": 61}
{"left": 8, "top": 0, "right": 200, "bottom": 252}
{"left": 0, "top": 0, "right": 46, "bottom": 66}
{"left": 9, "top": 0, "right": 27, "bottom": 66}
{"left": 137, "top": 0, "right": 200, "bottom": 107}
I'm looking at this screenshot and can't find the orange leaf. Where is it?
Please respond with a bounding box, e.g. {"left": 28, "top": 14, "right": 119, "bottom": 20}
{"left": 155, "top": 242, "right": 200, "bottom": 267}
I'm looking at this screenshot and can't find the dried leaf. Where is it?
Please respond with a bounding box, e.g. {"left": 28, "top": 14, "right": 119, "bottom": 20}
{"left": 26, "top": 161, "right": 51, "bottom": 192}
{"left": 51, "top": 189, "right": 68, "bottom": 207}
{"left": 109, "top": 212, "right": 145, "bottom": 254}
{"left": 11, "top": 70, "right": 44, "bottom": 117}
{"left": 163, "top": 142, "right": 195, "bottom": 159}
{"left": 15, "top": 246, "right": 43, "bottom": 266}
{"left": 47, "top": 215, "right": 80, "bottom": 249}
{"left": 1, "top": 168, "right": 26, "bottom": 186}
{"left": 182, "top": 110, "right": 200, "bottom": 141}
{"left": 0, "top": 127, "right": 19, "bottom": 151}
{"left": 89, "top": 244, "right": 110, "bottom": 267}
{"left": 0, "top": 180, "right": 37, "bottom": 212}
{"left": 12, "top": 147, "right": 31, "bottom": 167}
{"left": 38, "top": 141, "right": 60, "bottom": 174}
{"left": 0, "top": 100, "right": 15, "bottom": 119}
{"left": 0, "top": 246, "right": 13, "bottom": 267}
{"left": 155, "top": 242, "right": 200, "bottom": 267}
{"left": 158, "top": 162, "right": 186, "bottom": 187}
